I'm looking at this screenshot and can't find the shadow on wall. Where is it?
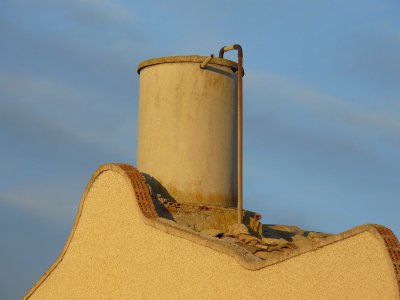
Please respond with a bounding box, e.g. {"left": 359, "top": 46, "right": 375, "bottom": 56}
{"left": 142, "top": 172, "right": 175, "bottom": 201}
{"left": 204, "top": 66, "right": 236, "bottom": 79}
{"left": 262, "top": 225, "right": 297, "bottom": 242}
{"left": 141, "top": 172, "right": 175, "bottom": 220}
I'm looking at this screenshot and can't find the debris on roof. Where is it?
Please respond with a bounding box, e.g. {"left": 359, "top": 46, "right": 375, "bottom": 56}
{"left": 149, "top": 191, "right": 331, "bottom": 261}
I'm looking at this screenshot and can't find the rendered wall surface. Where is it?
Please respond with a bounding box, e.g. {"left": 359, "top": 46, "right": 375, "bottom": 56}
{"left": 137, "top": 58, "right": 237, "bottom": 207}
{"left": 26, "top": 166, "right": 399, "bottom": 299}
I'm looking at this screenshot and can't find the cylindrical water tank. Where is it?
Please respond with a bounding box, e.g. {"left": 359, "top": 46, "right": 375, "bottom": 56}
{"left": 137, "top": 56, "right": 239, "bottom": 207}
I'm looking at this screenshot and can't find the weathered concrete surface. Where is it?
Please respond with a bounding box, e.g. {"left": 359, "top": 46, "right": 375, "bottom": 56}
{"left": 25, "top": 165, "right": 400, "bottom": 299}
{"left": 137, "top": 56, "right": 238, "bottom": 207}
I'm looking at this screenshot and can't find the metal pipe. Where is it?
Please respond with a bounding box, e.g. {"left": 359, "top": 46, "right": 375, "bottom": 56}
{"left": 200, "top": 54, "right": 214, "bottom": 69}
{"left": 218, "top": 44, "right": 244, "bottom": 225}
{"left": 218, "top": 44, "right": 243, "bottom": 59}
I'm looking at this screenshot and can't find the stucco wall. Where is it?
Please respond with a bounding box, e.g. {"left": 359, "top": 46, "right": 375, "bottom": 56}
{"left": 27, "top": 168, "right": 399, "bottom": 299}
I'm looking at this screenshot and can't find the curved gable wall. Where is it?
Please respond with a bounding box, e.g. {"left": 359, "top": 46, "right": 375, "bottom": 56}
{"left": 25, "top": 164, "right": 399, "bottom": 299}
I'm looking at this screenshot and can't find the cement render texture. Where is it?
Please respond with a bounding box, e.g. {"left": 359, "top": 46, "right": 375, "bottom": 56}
{"left": 137, "top": 57, "right": 238, "bottom": 207}
{"left": 26, "top": 165, "right": 399, "bottom": 299}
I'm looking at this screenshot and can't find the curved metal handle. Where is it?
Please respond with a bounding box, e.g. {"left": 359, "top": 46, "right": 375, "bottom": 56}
{"left": 200, "top": 54, "right": 214, "bottom": 69}
{"left": 218, "top": 44, "right": 243, "bottom": 58}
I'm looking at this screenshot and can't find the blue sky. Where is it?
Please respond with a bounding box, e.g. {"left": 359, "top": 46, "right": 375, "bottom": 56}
{"left": 1, "top": 1, "right": 399, "bottom": 298}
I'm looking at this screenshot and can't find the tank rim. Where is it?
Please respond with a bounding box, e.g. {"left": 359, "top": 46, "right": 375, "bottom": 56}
{"left": 137, "top": 55, "right": 243, "bottom": 74}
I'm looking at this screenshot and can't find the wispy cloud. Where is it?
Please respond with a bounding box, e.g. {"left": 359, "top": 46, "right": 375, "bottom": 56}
{"left": 0, "top": 183, "right": 79, "bottom": 224}
{"left": 246, "top": 70, "right": 400, "bottom": 134}
{"left": 0, "top": 2, "right": 151, "bottom": 78}
{"left": 9, "top": 0, "right": 136, "bottom": 25}
{"left": 344, "top": 27, "right": 400, "bottom": 86}
{"left": 63, "top": 0, "right": 136, "bottom": 24}
{"left": 242, "top": 69, "right": 400, "bottom": 225}
{"left": 0, "top": 72, "right": 135, "bottom": 159}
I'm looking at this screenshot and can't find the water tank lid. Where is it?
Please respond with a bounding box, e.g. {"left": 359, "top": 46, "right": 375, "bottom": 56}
{"left": 137, "top": 55, "right": 242, "bottom": 74}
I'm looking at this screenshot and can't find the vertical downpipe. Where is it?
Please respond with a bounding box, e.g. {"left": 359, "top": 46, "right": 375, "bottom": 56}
{"left": 219, "top": 44, "right": 244, "bottom": 224}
